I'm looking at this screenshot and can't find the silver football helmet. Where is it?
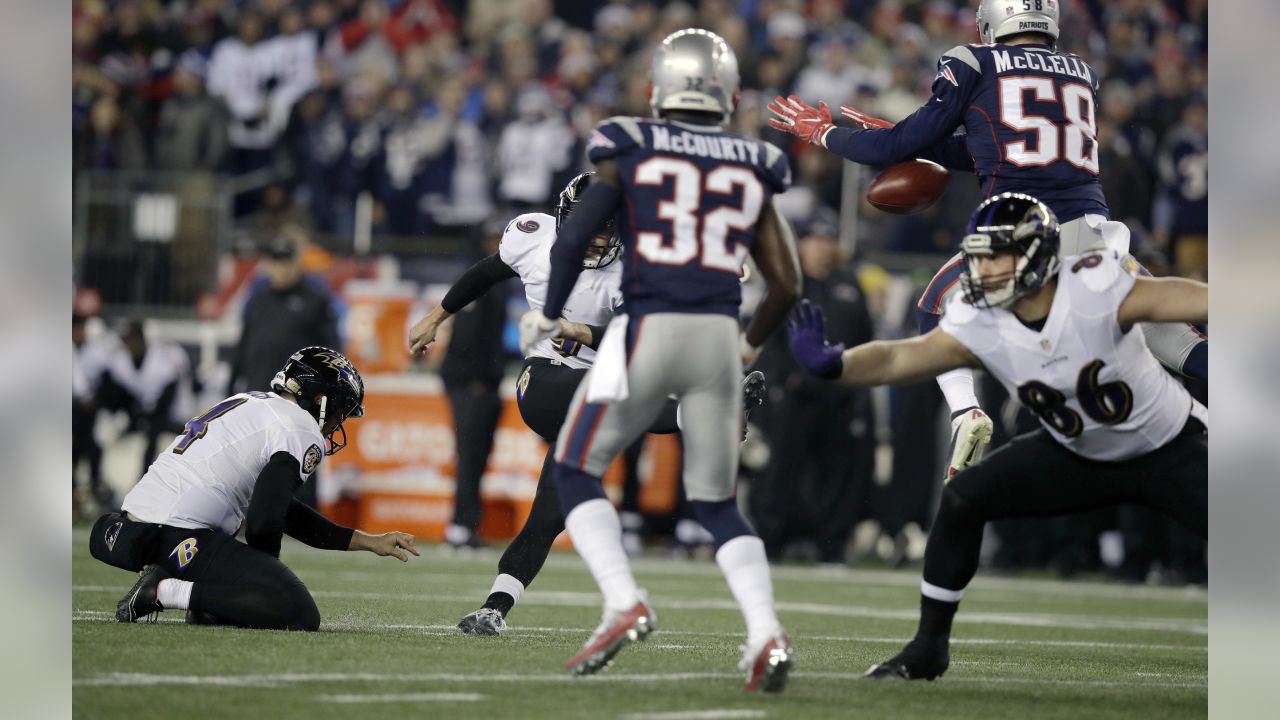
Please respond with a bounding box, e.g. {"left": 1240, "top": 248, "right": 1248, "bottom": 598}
{"left": 649, "top": 28, "right": 740, "bottom": 121}
{"left": 976, "top": 0, "right": 1060, "bottom": 46}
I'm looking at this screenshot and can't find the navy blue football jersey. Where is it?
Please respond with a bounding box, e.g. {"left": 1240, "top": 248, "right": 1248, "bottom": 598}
{"left": 586, "top": 116, "right": 791, "bottom": 317}
{"left": 824, "top": 43, "right": 1108, "bottom": 223}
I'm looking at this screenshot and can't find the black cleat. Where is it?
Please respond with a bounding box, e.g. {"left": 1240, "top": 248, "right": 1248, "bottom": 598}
{"left": 864, "top": 638, "right": 950, "bottom": 681}
{"left": 116, "top": 564, "right": 169, "bottom": 623}
{"left": 457, "top": 608, "right": 507, "bottom": 636}
{"left": 741, "top": 371, "right": 767, "bottom": 441}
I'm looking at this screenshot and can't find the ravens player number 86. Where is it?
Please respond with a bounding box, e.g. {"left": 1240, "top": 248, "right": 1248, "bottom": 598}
{"left": 788, "top": 193, "right": 1207, "bottom": 681}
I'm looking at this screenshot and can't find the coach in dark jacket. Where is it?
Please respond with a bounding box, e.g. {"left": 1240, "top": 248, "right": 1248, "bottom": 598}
{"left": 752, "top": 217, "right": 875, "bottom": 564}
{"left": 441, "top": 226, "right": 510, "bottom": 548}
{"left": 231, "top": 235, "right": 341, "bottom": 394}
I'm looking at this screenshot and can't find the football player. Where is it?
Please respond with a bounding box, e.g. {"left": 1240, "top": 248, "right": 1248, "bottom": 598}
{"left": 407, "top": 172, "right": 767, "bottom": 637}
{"left": 90, "top": 347, "right": 419, "bottom": 630}
{"left": 767, "top": 0, "right": 1208, "bottom": 479}
{"left": 519, "top": 29, "right": 802, "bottom": 691}
{"left": 788, "top": 193, "right": 1207, "bottom": 680}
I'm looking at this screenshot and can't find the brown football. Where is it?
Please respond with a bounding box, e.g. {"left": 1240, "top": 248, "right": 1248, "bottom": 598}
{"left": 866, "top": 159, "right": 950, "bottom": 214}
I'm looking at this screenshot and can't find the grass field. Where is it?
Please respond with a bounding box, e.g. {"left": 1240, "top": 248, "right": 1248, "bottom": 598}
{"left": 72, "top": 527, "right": 1207, "bottom": 720}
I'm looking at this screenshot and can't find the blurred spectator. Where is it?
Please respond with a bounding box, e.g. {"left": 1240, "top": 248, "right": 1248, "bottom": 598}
{"left": 1098, "top": 80, "right": 1158, "bottom": 227}
{"left": 74, "top": 95, "right": 147, "bottom": 172}
{"left": 154, "top": 52, "right": 227, "bottom": 172}
{"left": 207, "top": 9, "right": 279, "bottom": 173}
{"left": 230, "top": 233, "right": 341, "bottom": 396}
{"left": 73, "top": 314, "right": 123, "bottom": 511}
{"left": 752, "top": 214, "right": 876, "bottom": 564}
{"left": 416, "top": 78, "right": 496, "bottom": 233}
{"left": 496, "top": 85, "right": 575, "bottom": 213}
{"left": 99, "top": 321, "right": 193, "bottom": 473}
{"left": 793, "top": 35, "right": 867, "bottom": 109}
{"left": 1155, "top": 95, "right": 1208, "bottom": 279}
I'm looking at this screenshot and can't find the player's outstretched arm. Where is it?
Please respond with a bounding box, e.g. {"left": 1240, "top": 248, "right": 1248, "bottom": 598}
{"left": 1117, "top": 276, "right": 1208, "bottom": 330}
{"left": 742, "top": 201, "right": 802, "bottom": 357}
{"left": 838, "top": 330, "right": 979, "bottom": 386}
{"left": 408, "top": 254, "right": 518, "bottom": 355}
{"left": 788, "top": 302, "right": 978, "bottom": 386}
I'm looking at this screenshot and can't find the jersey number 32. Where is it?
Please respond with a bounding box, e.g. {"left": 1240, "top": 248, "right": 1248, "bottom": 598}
{"left": 633, "top": 158, "right": 764, "bottom": 274}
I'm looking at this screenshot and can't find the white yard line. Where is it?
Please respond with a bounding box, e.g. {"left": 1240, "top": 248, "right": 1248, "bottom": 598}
{"left": 281, "top": 553, "right": 1207, "bottom": 605}
{"left": 622, "top": 707, "right": 762, "bottom": 712}
{"left": 315, "top": 692, "right": 484, "bottom": 703}
{"left": 72, "top": 670, "right": 1205, "bottom": 691}
{"left": 71, "top": 585, "right": 1207, "bottom": 635}
{"left": 71, "top": 609, "right": 1206, "bottom": 651}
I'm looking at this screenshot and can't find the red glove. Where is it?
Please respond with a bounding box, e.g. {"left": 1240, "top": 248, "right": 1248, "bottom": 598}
{"left": 839, "top": 105, "right": 894, "bottom": 130}
{"left": 766, "top": 95, "right": 836, "bottom": 147}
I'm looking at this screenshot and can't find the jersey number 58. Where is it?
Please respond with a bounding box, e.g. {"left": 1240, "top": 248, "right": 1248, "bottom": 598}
{"left": 999, "top": 77, "right": 1099, "bottom": 174}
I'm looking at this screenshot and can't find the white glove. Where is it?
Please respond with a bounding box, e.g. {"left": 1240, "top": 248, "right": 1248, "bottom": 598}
{"left": 945, "top": 406, "right": 994, "bottom": 482}
{"left": 518, "top": 310, "right": 561, "bottom": 355}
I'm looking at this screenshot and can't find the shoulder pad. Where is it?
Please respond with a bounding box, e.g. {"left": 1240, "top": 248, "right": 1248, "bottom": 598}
{"left": 588, "top": 116, "right": 645, "bottom": 162}
{"left": 941, "top": 291, "right": 981, "bottom": 326}
{"left": 1067, "top": 251, "right": 1129, "bottom": 294}
{"left": 942, "top": 45, "right": 982, "bottom": 73}
{"left": 502, "top": 212, "right": 555, "bottom": 241}
{"left": 759, "top": 140, "right": 792, "bottom": 192}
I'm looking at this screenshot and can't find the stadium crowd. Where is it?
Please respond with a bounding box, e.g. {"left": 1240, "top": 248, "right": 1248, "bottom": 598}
{"left": 72, "top": 0, "right": 1208, "bottom": 582}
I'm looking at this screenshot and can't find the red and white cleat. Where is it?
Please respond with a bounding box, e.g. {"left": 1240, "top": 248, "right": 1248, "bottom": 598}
{"left": 565, "top": 599, "right": 656, "bottom": 676}
{"left": 741, "top": 633, "right": 794, "bottom": 693}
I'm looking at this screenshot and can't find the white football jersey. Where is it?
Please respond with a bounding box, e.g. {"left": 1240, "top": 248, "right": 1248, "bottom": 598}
{"left": 103, "top": 341, "right": 190, "bottom": 414}
{"left": 498, "top": 212, "right": 624, "bottom": 370}
{"left": 122, "top": 392, "right": 326, "bottom": 535}
{"left": 940, "top": 251, "right": 1205, "bottom": 461}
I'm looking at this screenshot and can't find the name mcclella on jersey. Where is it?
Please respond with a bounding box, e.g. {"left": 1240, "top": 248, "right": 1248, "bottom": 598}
{"left": 990, "top": 47, "right": 1093, "bottom": 83}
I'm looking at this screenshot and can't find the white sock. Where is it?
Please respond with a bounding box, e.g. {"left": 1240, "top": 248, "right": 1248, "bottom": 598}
{"left": 157, "top": 578, "right": 194, "bottom": 610}
{"left": 489, "top": 573, "right": 525, "bottom": 606}
{"left": 565, "top": 498, "right": 639, "bottom": 612}
{"left": 715, "top": 535, "right": 783, "bottom": 645}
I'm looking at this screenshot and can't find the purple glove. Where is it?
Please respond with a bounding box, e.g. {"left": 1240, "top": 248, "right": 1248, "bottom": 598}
{"left": 787, "top": 301, "right": 845, "bottom": 379}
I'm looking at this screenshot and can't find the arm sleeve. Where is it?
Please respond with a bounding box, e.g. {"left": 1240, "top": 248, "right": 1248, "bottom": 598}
{"left": 544, "top": 180, "right": 623, "bottom": 319}
{"left": 244, "top": 452, "right": 304, "bottom": 558}
{"left": 822, "top": 47, "right": 978, "bottom": 167}
{"left": 916, "top": 134, "right": 975, "bottom": 172}
{"left": 441, "top": 254, "right": 518, "bottom": 314}
{"left": 284, "top": 499, "right": 355, "bottom": 550}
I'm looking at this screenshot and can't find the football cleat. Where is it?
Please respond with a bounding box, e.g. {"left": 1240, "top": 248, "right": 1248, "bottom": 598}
{"left": 116, "top": 564, "right": 169, "bottom": 623}
{"left": 741, "top": 371, "right": 767, "bottom": 441}
{"left": 565, "top": 598, "right": 656, "bottom": 676}
{"left": 864, "top": 637, "right": 950, "bottom": 681}
{"left": 457, "top": 607, "right": 508, "bottom": 636}
{"left": 740, "top": 633, "right": 795, "bottom": 693}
